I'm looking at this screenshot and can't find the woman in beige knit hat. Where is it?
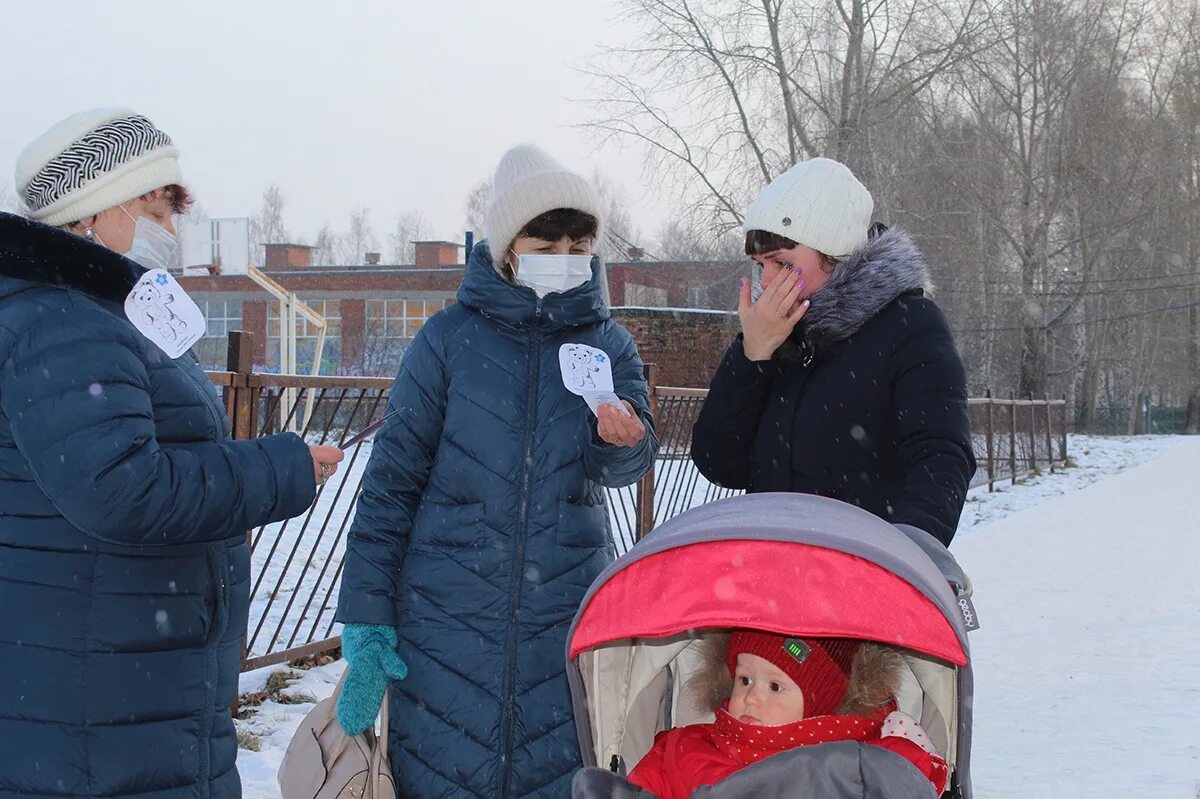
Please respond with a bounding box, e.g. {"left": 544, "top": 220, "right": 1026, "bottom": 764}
{"left": 692, "top": 157, "right": 975, "bottom": 546}
{"left": 0, "top": 108, "right": 341, "bottom": 799}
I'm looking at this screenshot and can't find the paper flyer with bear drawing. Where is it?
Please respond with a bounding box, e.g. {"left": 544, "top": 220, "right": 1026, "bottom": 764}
{"left": 558, "top": 343, "right": 630, "bottom": 417}
{"left": 123, "top": 269, "right": 206, "bottom": 359}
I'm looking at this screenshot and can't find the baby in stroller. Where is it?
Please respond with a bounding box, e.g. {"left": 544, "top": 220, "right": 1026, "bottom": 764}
{"left": 567, "top": 493, "right": 976, "bottom": 799}
{"left": 627, "top": 631, "right": 947, "bottom": 798}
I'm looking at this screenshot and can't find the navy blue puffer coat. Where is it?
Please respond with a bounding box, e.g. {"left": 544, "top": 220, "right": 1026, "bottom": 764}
{"left": 0, "top": 214, "right": 316, "bottom": 799}
{"left": 336, "top": 242, "right": 658, "bottom": 798}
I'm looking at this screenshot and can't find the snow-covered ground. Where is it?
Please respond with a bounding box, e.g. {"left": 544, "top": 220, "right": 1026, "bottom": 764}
{"left": 953, "top": 434, "right": 1199, "bottom": 798}
{"left": 236, "top": 434, "right": 1198, "bottom": 798}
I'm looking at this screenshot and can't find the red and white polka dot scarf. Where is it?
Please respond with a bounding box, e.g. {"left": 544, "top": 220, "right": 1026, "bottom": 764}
{"left": 709, "top": 708, "right": 884, "bottom": 766}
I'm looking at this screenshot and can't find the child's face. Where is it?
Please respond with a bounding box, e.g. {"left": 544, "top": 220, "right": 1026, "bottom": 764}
{"left": 727, "top": 653, "right": 806, "bottom": 726}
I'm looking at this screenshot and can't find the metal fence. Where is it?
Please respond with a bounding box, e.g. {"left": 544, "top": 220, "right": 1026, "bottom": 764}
{"left": 967, "top": 394, "right": 1069, "bottom": 490}
{"left": 212, "top": 334, "right": 1068, "bottom": 670}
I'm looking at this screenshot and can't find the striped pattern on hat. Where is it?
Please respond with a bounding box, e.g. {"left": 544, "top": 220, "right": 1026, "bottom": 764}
{"left": 22, "top": 115, "right": 173, "bottom": 213}
{"left": 15, "top": 108, "right": 182, "bottom": 226}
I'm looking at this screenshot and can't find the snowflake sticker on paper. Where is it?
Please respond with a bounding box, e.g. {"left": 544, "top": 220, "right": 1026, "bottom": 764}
{"left": 559, "top": 343, "right": 630, "bottom": 417}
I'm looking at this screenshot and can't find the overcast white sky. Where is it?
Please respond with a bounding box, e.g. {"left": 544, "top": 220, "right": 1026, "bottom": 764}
{"left": 0, "top": 0, "right": 668, "bottom": 250}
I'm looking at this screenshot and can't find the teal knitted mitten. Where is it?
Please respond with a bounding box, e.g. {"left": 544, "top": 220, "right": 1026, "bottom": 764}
{"left": 337, "top": 623, "right": 409, "bottom": 736}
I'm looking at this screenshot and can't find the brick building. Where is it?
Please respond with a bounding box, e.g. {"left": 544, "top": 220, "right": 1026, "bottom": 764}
{"left": 181, "top": 243, "right": 741, "bottom": 386}
{"left": 611, "top": 308, "right": 737, "bottom": 388}
{"left": 180, "top": 240, "right": 463, "bottom": 373}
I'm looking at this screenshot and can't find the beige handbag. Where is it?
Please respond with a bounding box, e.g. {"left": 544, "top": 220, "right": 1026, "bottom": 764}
{"left": 277, "top": 670, "right": 395, "bottom": 799}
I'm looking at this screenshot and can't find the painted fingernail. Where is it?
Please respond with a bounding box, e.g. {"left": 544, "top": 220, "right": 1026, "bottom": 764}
{"left": 784, "top": 263, "right": 793, "bottom": 271}
{"left": 802, "top": 299, "right": 811, "bottom": 307}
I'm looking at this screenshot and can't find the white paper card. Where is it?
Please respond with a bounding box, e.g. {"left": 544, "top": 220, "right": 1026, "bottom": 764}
{"left": 559, "top": 343, "right": 630, "bottom": 417}
{"left": 123, "top": 269, "right": 206, "bottom": 358}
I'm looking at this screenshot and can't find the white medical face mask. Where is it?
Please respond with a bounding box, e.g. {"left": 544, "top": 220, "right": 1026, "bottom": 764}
{"left": 514, "top": 253, "right": 594, "bottom": 299}
{"left": 122, "top": 207, "right": 182, "bottom": 273}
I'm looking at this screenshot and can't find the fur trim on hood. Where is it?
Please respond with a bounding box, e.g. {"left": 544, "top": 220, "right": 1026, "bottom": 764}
{"left": 782, "top": 227, "right": 933, "bottom": 363}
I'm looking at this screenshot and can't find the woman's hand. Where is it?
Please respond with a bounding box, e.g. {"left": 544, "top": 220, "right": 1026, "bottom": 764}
{"left": 597, "top": 401, "right": 647, "bottom": 448}
{"left": 310, "top": 444, "right": 345, "bottom": 484}
{"left": 738, "top": 270, "right": 811, "bottom": 362}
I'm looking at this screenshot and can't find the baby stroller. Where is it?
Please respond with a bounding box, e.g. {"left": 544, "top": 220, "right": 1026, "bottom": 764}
{"left": 566, "top": 493, "right": 976, "bottom": 799}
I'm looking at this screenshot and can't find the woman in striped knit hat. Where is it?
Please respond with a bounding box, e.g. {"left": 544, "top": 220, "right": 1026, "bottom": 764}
{"left": 0, "top": 108, "right": 341, "bottom": 799}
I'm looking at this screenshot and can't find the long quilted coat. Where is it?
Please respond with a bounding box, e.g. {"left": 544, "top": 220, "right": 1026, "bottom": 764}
{"left": 0, "top": 214, "right": 316, "bottom": 799}
{"left": 336, "top": 241, "right": 658, "bottom": 798}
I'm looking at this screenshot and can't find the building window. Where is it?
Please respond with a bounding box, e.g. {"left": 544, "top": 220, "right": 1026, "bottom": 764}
{"left": 267, "top": 300, "right": 342, "bottom": 374}
{"left": 356, "top": 298, "right": 453, "bottom": 376}
{"left": 365, "top": 299, "right": 449, "bottom": 340}
{"left": 194, "top": 300, "right": 243, "bottom": 369}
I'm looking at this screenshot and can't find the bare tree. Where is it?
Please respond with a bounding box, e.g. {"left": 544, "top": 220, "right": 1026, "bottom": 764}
{"left": 311, "top": 224, "right": 338, "bottom": 266}
{"left": 464, "top": 180, "right": 491, "bottom": 241}
{"left": 249, "top": 184, "right": 289, "bottom": 263}
{"left": 336, "top": 208, "right": 379, "bottom": 265}
{"left": 589, "top": 171, "right": 645, "bottom": 259}
{"left": 586, "top": 0, "right": 981, "bottom": 231}
{"left": 388, "top": 211, "right": 428, "bottom": 264}
{"left": 1167, "top": 2, "right": 1200, "bottom": 431}
{"left": 945, "top": 0, "right": 1152, "bottom": 397}
{"left": 585, "top": 0, "right": 1198, "bottom": 426}
{"left": 654, "top": 217, "right": 745, "bottom": 262}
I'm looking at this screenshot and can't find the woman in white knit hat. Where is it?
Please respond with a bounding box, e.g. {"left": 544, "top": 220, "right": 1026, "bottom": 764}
{"left": 334, "top": 144, "right": 658, "bottom": 797}
{"left": 692, "top": 157, "right": 975, "bottom": 546}
{"left": 0, "top": 108, "right": 342, "bottom": 799}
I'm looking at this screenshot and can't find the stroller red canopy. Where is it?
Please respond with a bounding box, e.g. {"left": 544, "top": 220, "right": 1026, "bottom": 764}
{"left": 569, "top": 538, "right": 967, "bottom": 666}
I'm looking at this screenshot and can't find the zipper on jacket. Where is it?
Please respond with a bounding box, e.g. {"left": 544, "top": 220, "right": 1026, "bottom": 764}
{"left": 499, "top": 300, "right": 542, "bottom": 798}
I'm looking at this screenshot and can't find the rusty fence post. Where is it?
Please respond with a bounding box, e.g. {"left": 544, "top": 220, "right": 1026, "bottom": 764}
{"left": 636, "top": 363, "right": 658, "bottom": 541}
{"left": 1009, "top": 393, "right": 1018, "bottom": 485}
{"left": 985, "top": 390, "right": 996, "bottom": 492}
{"left": 226, "top": 330, "right": 255, "bottom": 441}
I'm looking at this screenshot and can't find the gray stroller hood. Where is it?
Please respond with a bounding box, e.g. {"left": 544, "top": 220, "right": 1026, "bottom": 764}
{"left": 566, "top": 493, "right": 976, "bottom": 798}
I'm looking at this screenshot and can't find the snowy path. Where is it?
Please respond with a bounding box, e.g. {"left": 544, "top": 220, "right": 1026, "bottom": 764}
{"left": 236, "top": 435, "right": 1197, "bottom": 798}
{"left": 954, "top": 436, "right": 1200, "bottom": 798}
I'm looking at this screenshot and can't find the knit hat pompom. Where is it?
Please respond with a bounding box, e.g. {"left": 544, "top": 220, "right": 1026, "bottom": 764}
{"left": 743, "top": 157, "right": 873, "bottom": 259}
{"left": 15, "top": 108, "right": 182, "bottom": 227}
{"left": 726, "top": 631, "right": 860, "bottom": 718}
{"left": 484, "top": 144, "right": 603, "bottom": 270}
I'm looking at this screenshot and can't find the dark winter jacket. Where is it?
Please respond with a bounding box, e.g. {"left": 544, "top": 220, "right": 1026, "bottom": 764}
{"left": 335, "top": 242, "right": 658, "bottom": 798}
{"left": 691, "top": 229, "right": 974, "bottom": 544}
{"left": 0, "top": 214, "right": 316, "bottom": 799}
